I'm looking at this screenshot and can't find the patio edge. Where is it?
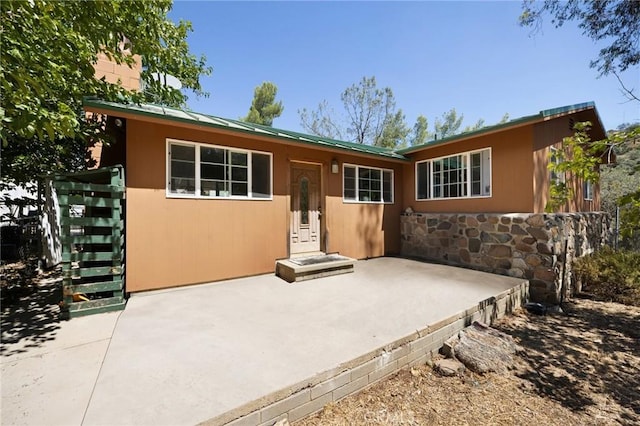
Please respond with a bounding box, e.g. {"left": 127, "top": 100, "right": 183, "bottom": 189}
{"left": 199, "top": 280, "right": 529, "bottom": 426}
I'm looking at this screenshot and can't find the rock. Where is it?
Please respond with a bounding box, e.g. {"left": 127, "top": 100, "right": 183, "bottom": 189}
{"left": 510, "top": 224, "right": 528, "bottom": 235}
{"left": 437, "top": 221, "right": 452, "bottom": 230}
{"left": 442, "top": 334, "right": 459, "bottom": 358}
{"left": 534, "top": 267, "right": 556, "bottom": 282}
{"left": 435, "top": 358, "right": 466, "bottom": 376}
{"left": 546, "top": 304, "right": 564, "bottom": 314}
{"left": 453, "top": 322, "right": 516, "bottom": 374}
{"left": 469, "top": 239, "right": 481, "bottom": 253}
{"left": 525, "top": 254, "right": 542, "bottom": 266}
{"left": 526, "top": 214, "right": 545, "bottom": 227}
{"left": 273, "top": 419, "right": 290, "bottom": 426}
{"left": 488, "top": 244, "right": 512, "bottom": 258}
{"left": 527, "top": 227, "right": 550, "bottom": 241}
{"left": 524, "top": 302, "right": 547, "bottom": 315}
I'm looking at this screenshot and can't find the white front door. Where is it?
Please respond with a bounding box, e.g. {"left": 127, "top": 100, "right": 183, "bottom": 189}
{"left": 290, "top": 163, "right": 321, "bottom": 254}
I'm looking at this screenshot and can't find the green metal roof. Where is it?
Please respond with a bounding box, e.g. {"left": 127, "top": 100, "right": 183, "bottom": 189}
{"left": 541, "top": 101, "right": 595, "bottom": 117}
{"left": 396, "top": 101, "right": 602, "bottom": 155}
{"left": 82, "top": 97, "right": 408, "bottom": 161}
{"left": 83, "top": 98, "right": 603, "bottom": 159}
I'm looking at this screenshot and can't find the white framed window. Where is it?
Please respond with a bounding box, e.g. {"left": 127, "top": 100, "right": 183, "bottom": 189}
{"left": 549, "top": 146, "right": 565, "bottom": 185}
{"left": 167, "top": 139, "right": 272, "bottom": 199}
{"left": 343, "top": 164, "right": 394, "bottom": 203}
{"left": 416, "top": 148, "right": 491, "bottom": 200}
{"left": 584, "top": 180, "right": 593, "bottom": 201}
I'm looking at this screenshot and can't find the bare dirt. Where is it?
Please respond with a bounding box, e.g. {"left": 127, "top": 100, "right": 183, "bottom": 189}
{"left": 297, "top": 299, "right": 640, "bottom": 426}
{"left": 1, "top": 260, "right": 63, "bottom": 357}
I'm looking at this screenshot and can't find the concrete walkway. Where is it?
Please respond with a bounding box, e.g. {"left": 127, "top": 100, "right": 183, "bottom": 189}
{"left": 1, "top": 257, "right": 526, "bottom": 426}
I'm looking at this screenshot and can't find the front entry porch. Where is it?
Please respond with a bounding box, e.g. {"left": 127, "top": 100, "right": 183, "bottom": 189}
{"left": 275, "top": 253, "right": 356, "bottom": 283}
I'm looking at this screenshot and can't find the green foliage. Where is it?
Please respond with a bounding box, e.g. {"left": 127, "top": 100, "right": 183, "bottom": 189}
{"left": 520, "top": 0, "right": 640, "bottom": 76}
{"left": 547, "top": 122, "right": 640, "bottom": 247}
{"left": 463, "top": 118, "right": 485, "bottom": 133}
{"left": 341, "top": 76, "right": 409, "bottom": 148}
{"left": 241, "top": 82, "right": 284, "bottom": 126}
{"left": 573, "top": 247, "right": 640, "bottom": 306}
{"left": 299, "top": 76, "right": 409, "bottom": 148}
{"left": 545, "top": 121, "right": 603, "bottom": 212}
{"left": 1, "top": 0, "right": 211, "bottom": 185}
{"left": 379, "top": 110, "right": 409, "bottom": 149}
{"left": 618, "top": 189, "right": 640, "bottom": 248}
{"left": 434, "top": 109, "right": 464, "bottom": 139}
{"left": 600, "top": 124, "right": 640, "bottom": 249}
{"left": 545, "top": 181, "right": 572, "bottom": 213}
{"left": 299, "top": 77, "right": 500, "bottom": 149}
{"left": 410, "top": 115, "right": 429, "bottom": 146}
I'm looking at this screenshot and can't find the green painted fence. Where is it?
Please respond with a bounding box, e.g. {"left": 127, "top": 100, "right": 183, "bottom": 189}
{"left": 55, "top": 166, "right": 125, "bottom": 318}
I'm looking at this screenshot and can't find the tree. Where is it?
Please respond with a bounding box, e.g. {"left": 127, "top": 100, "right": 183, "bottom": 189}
{"left": 463, "top": 118, "right": 486, "bottom": 133}
{"left": 434, "top": 109, "right": 464, "bottom": 139}
{"left": 241, "top": 82, "right": 284, "bottom": 126}
{"left": 547, "top": 122, "right": 640, "bottom": 248}
{"left": 299, "top": 100, "right": 344, "bottom": 140}
{"left": 410, "top": 115, "right": 430, "bottom": 146}
{"left": 600, "top": 123, "right": 640, "bottom": 249}
{"left": 546, "top": 122, "right": 602, "bottom": 212}
{"left": 1, "top": 0, "right": 211, "bottom": 186}
{"left": 299, "top": 77, "right": 496, "bottom": 147}
{"left": 299, "top": 76, "right": 411, "bottom": 148}
{"left": 379, "top": 110, "right": 410, "bottom": 149}
{"left": 520, "top": 0, "right": 640, "bottom": 100}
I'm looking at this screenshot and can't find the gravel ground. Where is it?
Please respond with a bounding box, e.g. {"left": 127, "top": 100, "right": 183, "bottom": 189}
{"left": 297, "top": 299, "right": 640, "bottom": 426}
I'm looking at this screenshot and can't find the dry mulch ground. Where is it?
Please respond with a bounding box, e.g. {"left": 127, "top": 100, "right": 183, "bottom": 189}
{"left": 297, "top": 299, "right": 640, "bottom": 426}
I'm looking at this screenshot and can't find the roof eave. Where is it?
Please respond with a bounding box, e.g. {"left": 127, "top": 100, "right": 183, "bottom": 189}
{"left": 82, "top": 98, "right": 409, "bottom": 162}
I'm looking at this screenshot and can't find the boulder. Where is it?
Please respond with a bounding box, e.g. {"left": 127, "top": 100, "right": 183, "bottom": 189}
{"left": 435, "top": 358, "right": 466, "bottom": 376}
{"left": 450, "top": 322, "right": 516, "bottom": 374}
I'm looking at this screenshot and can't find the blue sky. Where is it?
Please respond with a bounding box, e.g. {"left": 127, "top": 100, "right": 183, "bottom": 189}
{"left": 169, "top": 1, "right": 639, "bottom": 135}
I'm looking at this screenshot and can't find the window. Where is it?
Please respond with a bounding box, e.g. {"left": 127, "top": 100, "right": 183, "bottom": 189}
{"left": 416, "top": 148, "right": 491, "bottom": 200}
{"left": 167, "top": 139, "right": 272, "bottom": 199}
{"left": 549, "top": 146, "right": 565, "bottom": 185}
{"left": 343, "top": 164, "right": 394, "bottom": 203}
{"left": 584, "top": 180, "right": 593, "bottom": 201}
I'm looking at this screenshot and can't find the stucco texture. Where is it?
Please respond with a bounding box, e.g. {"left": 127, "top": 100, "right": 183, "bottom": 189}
{"left": 122, "top": 121, "right": 403, "bottom": 292}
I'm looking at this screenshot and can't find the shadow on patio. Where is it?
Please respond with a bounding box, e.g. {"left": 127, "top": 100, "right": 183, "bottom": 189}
{"left": 0, "top": 260, "right": 62, "bottom": 358}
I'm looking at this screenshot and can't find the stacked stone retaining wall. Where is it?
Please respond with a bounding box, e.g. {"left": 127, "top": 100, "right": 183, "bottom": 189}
{"left": 401, "top": 212, "right": 612, "bottom": 303}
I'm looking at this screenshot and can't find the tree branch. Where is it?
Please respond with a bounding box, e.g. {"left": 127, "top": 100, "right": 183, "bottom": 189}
{"left": 613, "top": 70, "right": 640, "bottom": 103}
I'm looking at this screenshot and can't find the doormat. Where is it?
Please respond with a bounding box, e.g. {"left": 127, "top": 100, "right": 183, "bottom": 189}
{"left": 289, "top": 254, "right": 348, "bottom": 266}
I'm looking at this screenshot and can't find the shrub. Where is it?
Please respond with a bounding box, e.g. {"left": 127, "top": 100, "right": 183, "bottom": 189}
{"left": 573, "top": 247, "right": 640, "bottom": 306}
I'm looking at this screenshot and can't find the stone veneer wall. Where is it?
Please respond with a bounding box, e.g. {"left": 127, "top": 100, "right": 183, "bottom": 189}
{"left": 401, "top": 212, "right": 612, "bottom": 303}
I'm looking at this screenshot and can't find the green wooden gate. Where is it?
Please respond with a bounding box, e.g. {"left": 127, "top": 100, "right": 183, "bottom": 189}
{"left": 54, "top": 166, "right": 125, "bottom": 318}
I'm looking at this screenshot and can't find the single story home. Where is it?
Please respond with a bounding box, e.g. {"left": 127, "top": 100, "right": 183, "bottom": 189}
{"left": 83, "top": 98, "right": 607, "bottom": 293}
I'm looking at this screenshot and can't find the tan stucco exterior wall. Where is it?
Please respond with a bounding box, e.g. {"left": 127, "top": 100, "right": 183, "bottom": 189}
{"left": 402, "top": 125, "right": 535, "bottom": 213}
{"left": 123, "top": 120, "right": 403, "bottom": 292}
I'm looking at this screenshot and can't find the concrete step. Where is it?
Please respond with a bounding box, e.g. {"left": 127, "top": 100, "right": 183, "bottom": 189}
{"left": 276, "top": 254, "right": 356, "bottom": 283}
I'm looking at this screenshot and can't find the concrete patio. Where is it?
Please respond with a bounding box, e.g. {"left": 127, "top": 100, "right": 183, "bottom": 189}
{"left": 1, "top": 257, "right": 528, "bottom": 426}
